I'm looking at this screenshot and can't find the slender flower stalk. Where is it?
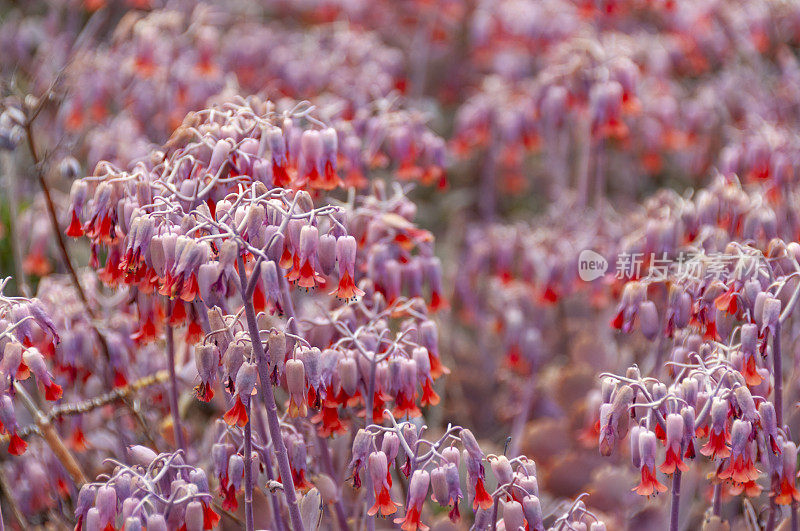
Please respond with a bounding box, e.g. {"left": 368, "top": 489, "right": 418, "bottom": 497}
{"left": 243, "top": 399, "right": 255, "bottom": 531}
{"left": 773, "top": 320, "right": 783, "bottom": 428}
{"left": 237, "top": 254, "right": 305, "bottom": 531}
{"left": 164, "top": 319, "right": 186, "bottom": 452}
{"left": 670, "top": 469, "right": 681, "bottom": 531}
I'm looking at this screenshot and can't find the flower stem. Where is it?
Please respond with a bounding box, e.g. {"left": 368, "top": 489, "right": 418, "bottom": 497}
{"left": 766, "top": 500, "right": 778, "bottom": 531}
{"left": 773, "top": 321, "right": 784, "bottom": 428}
{"left": 237, "top": 256, "right": 305, "bottom": 531}
{"left": 243, "top": 398, "right": 255, "bottom": 531}
{"left": 254, "top": 407, "right": 286, "bottom": 531}
{"left": 316, "top": 435, "right": 350, "bottom": 531}
{"left": 670, "top": 469, "right": 681, "bottom": 531}
{"left": 164, "top": 319, "right": 186, "bottom": 452}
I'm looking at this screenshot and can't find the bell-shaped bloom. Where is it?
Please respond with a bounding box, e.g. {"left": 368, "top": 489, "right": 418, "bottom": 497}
{"left": 395, "top": 470, "right": 430, "bottom": 531}
{"left": 659, "top": 414, "right": 688, "bottom": 474}
{"left": 632, "top": 431, "right": 667, "bottom": 496}
{"left": 522, "top": 495, "right": 544, "bottom": 531}
{"left": 0, "top": 395, "right": 26, "bottom": 455}
{"left": 771, "top": 440, "right": 800, "bottom": 505}
{"left": 331, "top": 236, "right": 364, "bottom": 300}
{"left": 286, "top": 358, "right": 307, "bottom": 418}
{"left": 348, "top": 429, "right": 371, "bottom": 489}
{"left": 367, "top": 451, "right": 400, "bottom": 516}
{"left": 700, "top": 398, "right": 731, "bottom": 459}
{"left": 718, "top": 420, "right": 760, "bottom": 486}
{"left": 193, "top": 344, "right": 219, "bottom": 402}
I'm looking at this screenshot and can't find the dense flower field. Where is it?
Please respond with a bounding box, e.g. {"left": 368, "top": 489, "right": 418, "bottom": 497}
{"left": 2, "top": 0, "right": 800, "bottom": 529}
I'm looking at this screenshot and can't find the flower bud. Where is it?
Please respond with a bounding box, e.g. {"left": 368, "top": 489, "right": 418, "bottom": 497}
{"left": 754, "top": 291, "right": 767, "bottom": 327}
{"left": 298, "top": 225, "right": 319, "bottom": 264}
{"left": 502, "top": 500, "right": 524, "bottom": 531}
{"left": 762, "top": 297, "right": 781, "bottom": 332}
{"left": 382, "top": 433, "right": 400, "bottom": 463}
{"left": 300, "top": 488, "right": 323, "bottom": 530}
{"left": 710, "top": 398, "right": 728, "bottom": 429}
{"left": 1, "top": 342, "right": 22, "bottom": 376}
{"left": 314, "top": 474, "right": 338, "bottom": 503}
{"left": 300, "top": 347, "right": 321, "bottom": 393}
{"left": 741, "top": 323, "right": 758, "bottom": 355}
{"left": 665, "top": 414, "right": 683, "bottom": 449}
{"left": 209, "top": 139, "right": 234, "bottom": 174}
{"left": 235, "top": 361, "right": 258, "bottom": 397}
{"left": 733, "top": 386, "right": 758, "bottom": 423}
{"left": 95, "top": 485, "right": 117, "bottom": 526}
{"left": 127, "top": 445, "right": 158, "bottom": 468}
{"left": 368, "top": 451, "right": 389, "bottom": 489}
{"left": 490, "top": 456, "right": 513, "bottom": 486}
{"left": 286, "top": 358, "right": 307, "bottom": 417}
{"left": 184, "top": 501, "right": 203, "bottom": 531}
{"left": 268, "top": 329, "right": 287, "bottom": 366}
{"left": 760, "top": 401, "right": 779, "bottom": 453}
{"left": 460, "top": 428, "right": 482, "bottom": 461}
{"left": 408, "top": 469, "right": 430, "bottom": 507}
{"left": 782, "top": 441, "right": 797, "bottom": 479}
{"left": 23, "top": 348, "right": 49, "bottom": 381}
{"left": 338, "top": 356, "right": 358, "bottom": 396}
{"left": 190, "top": 469, "right": 210, "bottom": 493}
{"left": 223, "top": 342, "right": 246, "bottom": 386}
{"left": 124, "top": 516, "right": 142, "bottom": 531}
{"left": 336, "top": 235, "right": 357, "bottom": 276}
{"left": 431, "top": 466, "right": 448, "bottom": 505}
{"left": 228, "top": 454, "right": 245, "bottom": 490}
{"left": 197, "top": 263, "right": 222, "bottom": 305}
{"left": 730, "top": 419, "right": 751, "bottom": 453}
{"left": 629, "top": 425, "right": 643, "bottom": 468}
{"left": 318, "top": 234, "right": 337, "bottom": 276}
{"left": 195, "top": 344, "right": 218, "bottom": 383}
{"left": 85, "top": 508, "right": 101, "bottom": 531}
{"left": 639, "top": 430, "right": 658, "bottom": 469}
{"left": 442, "top": 446, "right": 460, "bottom": 467}
{"left": 638, "top": 301, "right": 659, "bottom": 340}
{"left": 522, "top": 495, "right": 544, "bottom": 531}
{"left": 146, "top": 514, "right": 168, "bottom": 531}
{"left": 212, "top": 443, "right": 232, "bottom": 477}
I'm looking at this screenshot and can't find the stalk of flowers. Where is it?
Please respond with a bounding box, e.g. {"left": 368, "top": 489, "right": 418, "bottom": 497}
{"left": 60, "top": 96, "right": 449, "bottom": 531}
{"left": 299, "top": 294, "right": 447, "bottom": 429}
{"left": 65, "top": 97, "right": 446, "bottom": 342}
{"left": 598, "top": 241, "right": 800, "bottom": 528}
{"left": 0, "top": 278, "right": 66, "bottom": 456}
{"left": 349, "top": 413, "right": 608, "bottom": 530}
{"left": 188, "top": 248, "right": 447, "bottom": 521}
{"left": 73, "top": 447, "right": 220, "bottom": 531}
